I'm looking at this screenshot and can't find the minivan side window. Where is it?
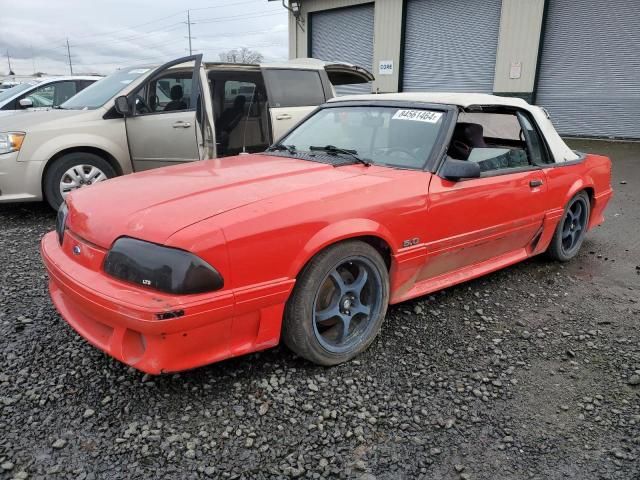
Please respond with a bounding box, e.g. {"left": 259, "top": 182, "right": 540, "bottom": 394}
{"left": 264, "top": 69, "right": 326, "bottom": 108}
{"left": 132, "top": 70, "right": 193, "bottom": 115}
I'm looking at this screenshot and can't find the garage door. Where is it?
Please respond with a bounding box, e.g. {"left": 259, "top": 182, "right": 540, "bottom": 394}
{"left": 536, "top": 0, "right": 640, "bottom": 139}
{"left": 402, "top": 0, "right": 502, "bottom": 93}
{"left": 310, "top": 3, "right": 374, "bottom": 95}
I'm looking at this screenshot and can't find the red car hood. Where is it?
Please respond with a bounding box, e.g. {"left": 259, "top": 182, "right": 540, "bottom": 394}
{"left": 66, "top": 154, "right": 365, "bottom": 248}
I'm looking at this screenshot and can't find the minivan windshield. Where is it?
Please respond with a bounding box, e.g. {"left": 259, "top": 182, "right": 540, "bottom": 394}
{"left": 277, "top": 106, "right": 446, "bottom": 169}
{"left": 0, "top": 81, "right": 39, "bottom": 103}
{"left": 60, "top": 67, "right": 152, "bottom": 110}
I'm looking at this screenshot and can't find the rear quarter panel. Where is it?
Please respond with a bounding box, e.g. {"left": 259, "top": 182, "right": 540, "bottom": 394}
{"left": 542, "top": 153, "right": 612, "bottom": 216}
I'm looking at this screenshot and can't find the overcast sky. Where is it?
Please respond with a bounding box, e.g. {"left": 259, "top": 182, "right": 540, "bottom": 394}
{"left": 0, "top": 0, "right": 289, "bottom": 76}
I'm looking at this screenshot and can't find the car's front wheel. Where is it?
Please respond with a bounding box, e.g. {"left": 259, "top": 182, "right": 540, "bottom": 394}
{"left": 283, "top": 240, "right": 389, "bottom": 366}
{"left": 547, "top": 191, "right": 591, "bottom": 261}
{"left": 44, "top": 152, "right": 116, "bottom": 210}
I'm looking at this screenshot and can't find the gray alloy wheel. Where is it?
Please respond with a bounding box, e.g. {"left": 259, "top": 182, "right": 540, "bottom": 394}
{"left": 283, "top": 240, "right": 389, "bottom": 366}
{"left": 547, "top": 191, "right": 591, "bottom": 262}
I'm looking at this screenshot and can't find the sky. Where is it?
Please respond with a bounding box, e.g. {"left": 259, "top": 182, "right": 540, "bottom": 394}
{"left": 0, "top": 0, "right": 289, "bottom": 76}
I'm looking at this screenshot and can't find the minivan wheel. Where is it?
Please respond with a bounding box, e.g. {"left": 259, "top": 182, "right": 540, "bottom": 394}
{"left": 44, "top": 152, "right": 116, "bottom": 210}
{"left": 283, "top": 240, "right": 389, "bottom": 366}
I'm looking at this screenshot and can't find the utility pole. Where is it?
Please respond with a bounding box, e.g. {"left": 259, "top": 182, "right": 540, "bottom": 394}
{"left": 186, "top": 10, "right": 193, "bottom": 55}
{"left": 6, "top": 50, "right": 14, "bottom": 75}
{"left": 65, "top": 38, "right": 73, "bottom": 75}
{"left": 31, "top": 44, "right": 36, "bottom": 74}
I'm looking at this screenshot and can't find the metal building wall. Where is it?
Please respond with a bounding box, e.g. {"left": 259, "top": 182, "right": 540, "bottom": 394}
{"left": 401, "top": 0, "right": 502, "bottom": 93}
{"left": 310, "top": 3, "right": 375, "bottom": 94}
{"left": 536, "top": 0, "right": 640, "bottom": 139}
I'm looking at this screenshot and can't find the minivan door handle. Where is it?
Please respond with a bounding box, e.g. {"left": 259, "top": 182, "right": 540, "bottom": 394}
{"left": 172, "top": 121, "right": 191, "bottom": 128}
{"left": 275, "top": 114, "right": 292, "bottom": 120}
{"left": 529, "top": 179, "right": 544, "bottom": 188}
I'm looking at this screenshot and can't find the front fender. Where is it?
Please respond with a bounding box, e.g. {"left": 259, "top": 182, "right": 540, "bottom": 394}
{"left": 288, "top": 218, "right": 397, "bottom": 279}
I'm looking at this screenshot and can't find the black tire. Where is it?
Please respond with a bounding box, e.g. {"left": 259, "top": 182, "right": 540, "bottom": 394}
{"left": 547, "top": 191, "right": 591, "bottom": 262}
{"left": 283, "top": 240, "right": 389, "bottom": 366}
{"left": 43, "top": 152, "right": 116, "bottom": 210}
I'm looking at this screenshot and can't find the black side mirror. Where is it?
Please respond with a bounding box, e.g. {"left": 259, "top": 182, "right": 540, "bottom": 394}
{"left": 114, "top": 95, "right": 131, "bottom": 116}
{"left": 441, "top": 157, "right": 481, "bottom": 181}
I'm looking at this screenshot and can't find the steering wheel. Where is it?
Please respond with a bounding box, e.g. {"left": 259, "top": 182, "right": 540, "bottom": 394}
{"left": 134, "top": 95, "right": 151, "bottom": 114}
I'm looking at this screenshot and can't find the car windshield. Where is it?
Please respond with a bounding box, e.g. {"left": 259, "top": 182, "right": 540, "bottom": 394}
{"left": 278, "top": 106, "right": 446, "bottom": 169}
{"left": 60, "top": 67, "right": 152, "bottom": 110}
{"left": 0, "top": 81, "right": 39, "bottom": 103}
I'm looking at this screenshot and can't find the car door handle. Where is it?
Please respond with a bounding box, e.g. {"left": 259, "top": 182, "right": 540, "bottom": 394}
{"left": 172, "top": 121, "right": 191, "bottom": 128}
{"left": 529, "top": 179, "right": 544, "bottom": 188}
{"left": 275, "top": 114, "right": 292, "bottom": 120}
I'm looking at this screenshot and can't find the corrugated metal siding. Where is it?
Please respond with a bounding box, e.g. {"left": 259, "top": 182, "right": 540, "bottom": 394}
{"left": 402, "top": 0, "right": 502, "bottom": 93}
{"left": 310, "top": 3, "right": 374, "bottom": 94}
{"left": 536, "top": 0, "right": 640, "bottom": 138}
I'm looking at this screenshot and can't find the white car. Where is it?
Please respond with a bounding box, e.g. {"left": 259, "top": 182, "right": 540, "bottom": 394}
{"left": 0, "top": 54, "right": 372, "bottom": 209}
{"left": 0, "top": 76, "right": 101, "bottom": 111}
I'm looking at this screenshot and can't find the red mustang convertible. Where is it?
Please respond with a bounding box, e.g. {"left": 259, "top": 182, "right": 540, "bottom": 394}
{"left": 41, "top": 93, "right": 613, "bottom": 374}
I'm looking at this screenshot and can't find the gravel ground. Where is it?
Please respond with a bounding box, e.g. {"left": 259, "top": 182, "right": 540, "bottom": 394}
{"left": 0, "top": 140, "right": 638, "bottom": 480}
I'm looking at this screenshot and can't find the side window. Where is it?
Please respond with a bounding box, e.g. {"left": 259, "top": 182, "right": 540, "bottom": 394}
{"left": 517, "top": 112, "right": 551, "bottom": 164}
{"left": 263, "top": 69, "right": 326, "bottom": 107}
{"left": 19, "top": 81, "right": 78, "bottom": 108}
{"left": 211, "top": 72, "right": 269, "bottom": 157}
{"left": 133, "top": 69, "right": 193, "bottom": 115}
{"left": 447, "top": 111, "right": 532, "bottom": 174}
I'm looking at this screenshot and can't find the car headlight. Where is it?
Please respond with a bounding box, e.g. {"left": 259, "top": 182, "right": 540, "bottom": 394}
{"left": 56, "top": 202, "right": 68, "bottom": 245}
{"left": 103, "top": 237, "right": 224, "bottom": 295}
{"left": 0, "top": 132, "right": 26, "bottom": 154}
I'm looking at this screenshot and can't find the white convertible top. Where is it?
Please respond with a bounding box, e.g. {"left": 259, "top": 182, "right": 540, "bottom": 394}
{"left": 330, "top": 92, "right": 579, "bottom": 162}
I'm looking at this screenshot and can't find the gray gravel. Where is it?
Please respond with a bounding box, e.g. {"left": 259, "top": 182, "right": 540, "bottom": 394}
{"left": 1, "top": 140, "right": 638, "bottom": 479}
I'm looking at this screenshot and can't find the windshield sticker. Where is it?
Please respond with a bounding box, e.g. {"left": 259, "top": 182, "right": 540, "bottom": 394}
{"left": 392, "top": 109, "right": 442, "bottom": 123}
{"left": 120, "top": 80, "right": 133, "bottom": 84}
{"left": 128, "top": 68, "right": 150, "bottom": 74}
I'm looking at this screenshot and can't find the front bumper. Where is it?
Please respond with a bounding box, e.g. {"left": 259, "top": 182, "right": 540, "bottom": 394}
{"left": 0, "top": 153, "right": 43, "bottom": 202}
{"left": 41, "top": 231, "right": 289, "bottom": 374}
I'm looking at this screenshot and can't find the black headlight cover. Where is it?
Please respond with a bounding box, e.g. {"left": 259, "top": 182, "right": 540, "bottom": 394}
{"left": 56, "top": 203, "right": 68, "bottom": 245}
{"left": 103, "top": 237, "right": 224, "bottom": 295}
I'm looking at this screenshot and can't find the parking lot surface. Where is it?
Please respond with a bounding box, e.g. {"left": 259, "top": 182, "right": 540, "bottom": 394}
{"left": 0, "top": 140, "right": 638, "bottom": 479}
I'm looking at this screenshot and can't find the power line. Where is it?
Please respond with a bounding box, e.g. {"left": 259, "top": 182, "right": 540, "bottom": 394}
{"left": 194, "top": 10, "right": 284, "bottom": 24}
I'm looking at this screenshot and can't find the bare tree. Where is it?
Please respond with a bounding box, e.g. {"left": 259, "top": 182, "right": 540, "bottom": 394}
{"left": 218, "top": 48, "right": 264, "bottom": 64}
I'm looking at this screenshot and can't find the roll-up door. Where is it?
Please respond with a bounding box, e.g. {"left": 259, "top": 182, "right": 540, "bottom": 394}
{"left": 402, "top": 0, "right": 502, "bottom": 93}
{"left": 310, "top": 3, "right": 374, "bottom": 95}
{"left": 536, "top": 0, "right": 640, "bottom": 139}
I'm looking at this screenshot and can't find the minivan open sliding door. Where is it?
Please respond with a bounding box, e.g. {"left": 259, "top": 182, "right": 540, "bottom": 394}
{"left": 124, "top": 54, "right": 205, "bottom": 171}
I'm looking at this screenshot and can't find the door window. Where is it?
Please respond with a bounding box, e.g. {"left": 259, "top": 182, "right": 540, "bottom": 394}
{"left": 264, "top": 69, "right": 326, "bottom": 107}
{"left": 447, "top": 111, "right": 533, "bottom": 174}
{"left": 133, "top": 69, "right": 194, "bottom": 115}
{"left": 19, "top": 81, "right": 78, "bottom": 108}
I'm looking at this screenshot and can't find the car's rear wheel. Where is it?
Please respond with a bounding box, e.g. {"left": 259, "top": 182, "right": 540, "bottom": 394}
{"left": 283, "top": 240, "right": 389, "bottom": 366}
{"left": 547, "top": 191, "right": 591, "bottom": 261}
{"left": 44, "top": 152, "right": 116, "bottom": 210}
